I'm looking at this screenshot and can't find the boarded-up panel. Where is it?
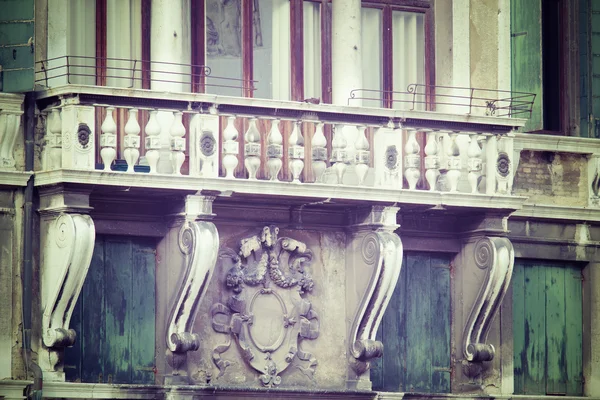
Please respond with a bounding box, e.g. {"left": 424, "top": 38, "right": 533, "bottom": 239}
{"left": 372, "top": 252, "right": 451, "bottom": 393}
{"left": 0, "top": 0, "right": 35, "bottom": 92}
{"left": 513, "top": 260, "right": 583, "bottom": 396}
{"left": 511, "top": 0, "right": 543, "bottom": 132}
{"left": 65, "top": 236, "right": 156, "bottom": 384}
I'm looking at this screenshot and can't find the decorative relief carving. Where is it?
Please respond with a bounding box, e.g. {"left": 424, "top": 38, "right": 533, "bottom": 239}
{"left": 0, "top": 111, "right": 22, "bottom": 170}
{"left": 496, "top": 152, "right": 510, "bottom": 178}
{"left": 211, "top": 226, "right": 319, "bottom": 387}
{"left": 167, "top": 220, "right": 220, "bottom": 365}
{"left": 40, "top": 213, "right": 95, "bottom": 374}
{"left": 463, "top": 236, "right": 514, "bottom": 371}
{"left": 76, "top": 123, "right": 91, "bottom": 149}
{"left": 350, "top": 231, "right": 403, "bottom": 375}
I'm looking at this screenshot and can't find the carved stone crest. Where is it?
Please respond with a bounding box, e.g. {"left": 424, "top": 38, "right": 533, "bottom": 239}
{"left": 211, "top": 226, "right": 319, "bottom": 387}
{"left": 200, "top": 130, "right": 216, "bottom": 157}
{"left": 77, "top": 123, "right": 91, "bottom": 149}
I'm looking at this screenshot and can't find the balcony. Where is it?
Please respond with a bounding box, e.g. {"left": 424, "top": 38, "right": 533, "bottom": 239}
{"left": 30, "top": 57, "right": 540, "bottom": 213}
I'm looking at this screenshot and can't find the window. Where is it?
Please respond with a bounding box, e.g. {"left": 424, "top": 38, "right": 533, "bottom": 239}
{"left": 580, "top": 0, "right": 600, "bottom": 137}
{"left": 512, "top": 260, "right": 583, "bottom": 395}
{"left": 360, "top": 1, "right": 432, "bottom": 109}
{"left": 64, "top": 236, "right": 157, "bottom": 384}
{"left": 371, "top": 252, "right": 451, "bottom": 393}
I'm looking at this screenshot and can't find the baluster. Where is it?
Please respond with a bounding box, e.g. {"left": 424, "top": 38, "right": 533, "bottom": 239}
{"left": 331, "top": 124, "right": 348, "bottom": 184}
{"left": 123, "top": 108, "right": 141, "bottom": 173}
{"left": 266, "top": 119, "right": 283, "bottom": 181}
{"left": 288, "top": 121, "right": 305, "bottom": 183}
{"left": 244, "top": 118, "right": 261, "bottom": 180}
{"left": 424, "top": 130, "right": 440, "bottom": 191}
{"left": 170, "top": 112, "right": 186, "bottom": 175}
{"left": 47, "top": 108, "right": 63, "bottom": 170}
{"left": 404, "top": 128, "right": 420, "bottom": 190}
{"left": 354, "top": 125, "right": 369, "bottom": 186}
{"left": 467, "top": 133, "right": 483, "bottom": 193}
{"left": 145, "top": 110, "right": 161, "bottom": 174}
{"left": 100, "top": 107, "right": 117, "bottom": 171}
{"left": 312, "top": 122, "right": 327, "bottom": 183}
{"left": 222, "top": 116, "right": 239, "bottom": 179}
{"left": 446, "top": 131, "right": 462, "bottom": 192}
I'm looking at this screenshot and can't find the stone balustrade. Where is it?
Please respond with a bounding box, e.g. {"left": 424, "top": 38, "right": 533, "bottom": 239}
{"left": 39, "top": 94, "right": 518, "bottom": 197}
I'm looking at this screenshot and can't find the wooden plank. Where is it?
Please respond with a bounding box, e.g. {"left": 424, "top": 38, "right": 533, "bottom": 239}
{"left": 379, "top": 254, "right": 408, "bottom": 391}
{"left": 130, "top": 240, "right": 157, "bottom": 384}
{"left": 522, "top": 263, "right": 546, "bottom": 394}
{"left": 405, "top": 253, "right": 431, "bottom": 392}
{"left": 81, "top": 238, "right": 106, "bottom": 383}
{"left": 511, "top": 0, "right": 543, "bottom": 131}
{"left": 290, "top": 0, "right": 304, "bottom": 101}
{"left": 545, "top": 265, "right": 567, "bottom": 395}
{"left": 564, "top": 266, "right": 583, "bottom": 395}
{"left": 104, "top": 239, "right": 133, "bottom": 384}
{"left": 512, "top": 260, "right": 526, "bottom": 394}
{"left": 64, "top": 291, "right": 82, "bottom": 382}
{"left": 430, "top": 254, "right": 450, "bottom": 393}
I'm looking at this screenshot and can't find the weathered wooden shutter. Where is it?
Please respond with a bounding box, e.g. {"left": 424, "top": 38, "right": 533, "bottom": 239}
{"left": 0, "top": 0, "right": 35, "bottom": 92}
{"left": 580, "top": 0, "right": 600, "bottom": 137}
{"left": 371, "top": 252, "right": 451, "bottom": 393}
{"left": 65, "top": 236, "right": 157, "bottom": 384}
{"left": 513, "top": 260, "right": 583, "bottom": 396}
{"left": 511, "top": 0, "right": 543, "bottom": 132}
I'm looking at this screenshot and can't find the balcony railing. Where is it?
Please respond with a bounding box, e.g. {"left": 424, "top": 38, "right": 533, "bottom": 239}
{"left": 36, "top": 83, "right": 526, "bottom": 198}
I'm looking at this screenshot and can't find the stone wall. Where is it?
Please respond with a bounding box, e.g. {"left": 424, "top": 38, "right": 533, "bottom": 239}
{"left": 513, "top": 150, "right": 588, "bottom": 206}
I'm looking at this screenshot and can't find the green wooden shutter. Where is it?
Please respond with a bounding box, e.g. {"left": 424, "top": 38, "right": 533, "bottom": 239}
{"left": 580, "top": 0, "right": 600, "bottom": 137}
{"left": 0, "top": 0, "right": 35, "bottom": 92}
{"left": 511, "top": 0, "right": 543, "bottom": 132}
{"left": 372, "top": 252, "right": 451, "bottom": 393}
{"left": 513, "top": 260, "right": 583, "bottom": 396}
{"left": 65, "top": 236, "right": 156, "bottom": 384}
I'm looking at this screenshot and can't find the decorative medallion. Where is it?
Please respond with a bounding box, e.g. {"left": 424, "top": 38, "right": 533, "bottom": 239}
{"left": 77, "top": 123, "right": 91, "bottom": 149}
{"left": 385, "top": 145, "right": 399, "bottom": 171}
{"left": 496, "top": 152, "right": 510, "bottom": 178}
{"left": 200, "top": 130, "right": 216, "bottom": 157}
{"left": 211, "top": 226, "right": 319, "bottom": 387}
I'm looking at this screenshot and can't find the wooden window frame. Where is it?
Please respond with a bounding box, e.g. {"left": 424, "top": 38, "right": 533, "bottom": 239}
{"left": 361, "top": 0, "right": 434, "bottom": 109}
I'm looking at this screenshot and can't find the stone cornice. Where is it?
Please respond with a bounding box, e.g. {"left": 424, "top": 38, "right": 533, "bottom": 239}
{"left": 513, "top": 132, "right": 600, "bottom": 154}
{"left": 511, "top": 204, "right": 600, "bottom": 222}
{"left": 0, "top": 170, "right": 32, "bottom": 187}
{"left": 34, "top": 169, "right": 527, "bottom": 212}
{"left": 0, "top": 92, "right": 25, "bottom": 114}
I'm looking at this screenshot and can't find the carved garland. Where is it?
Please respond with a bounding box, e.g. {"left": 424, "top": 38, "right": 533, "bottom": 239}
{"left": 463, "top": 236, "right": 514, "bottom": 363}
{"left": 42, "top": 214, "right": 95, "bottom": 350}
{"left": 211, "top": 226, "right": 319, "bottom": 387}
{"left": 349, "top": 231, "right": 403, "bottom": 375}
{"left": 167, "top": 221, "right": 220, "bottom": 358}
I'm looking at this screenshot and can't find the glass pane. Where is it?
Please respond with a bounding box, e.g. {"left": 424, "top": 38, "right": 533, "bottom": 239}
{"left": 253, "top": 0, "right": 290, "bottom": 100}
{"left": 392, "top": 11, "right": 425, "bottom": 110}
{"left": 303, "top": 1, "right": 321, "bottom": 100}
{"left": 106, "top": 0, "right": 142, "bottom": 88}
{"left": 206, "top": 0, "right": 243, "bottom": 96}
{"left": 361, "top": 7, "right": 382, "bottom": 107}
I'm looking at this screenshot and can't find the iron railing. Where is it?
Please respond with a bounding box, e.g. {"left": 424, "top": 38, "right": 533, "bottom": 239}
{"left": 348, "top": 84, "right": 536, "bottom": 119}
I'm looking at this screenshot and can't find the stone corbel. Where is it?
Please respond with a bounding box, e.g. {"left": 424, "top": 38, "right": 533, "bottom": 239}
{"left": 347, "top": 206, "right": 403, "bottom": 387}
{"left": 0, "top": 97, "right": 24, "bottom": 170}
{"left": 462, "top": 236, "right": 514, "bottom": 369}
{"left": 165, "top": 195, "right": 219, "bottom": 383}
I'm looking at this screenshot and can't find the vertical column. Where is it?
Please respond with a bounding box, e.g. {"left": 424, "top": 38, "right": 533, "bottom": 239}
{"left": 332, "top": 0, "right": 362, "bottom": 105}
{"left": 151, "top": 0, "right": 192, "bottom": 173}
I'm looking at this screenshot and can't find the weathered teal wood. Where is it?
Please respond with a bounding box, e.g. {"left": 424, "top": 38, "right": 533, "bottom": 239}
{"left": 565, "top": 268, "right": 583, "bottom": 395}
{"left": 406, "top": 253, "right": 432, "bottom": 392}
{"left": 130, "top": 241, "right": 156, "bottom": 384}
{"left": 512, "top": 260, "right": 526, "bottom": 394}
{"left": 104, "top": 239, "right": 133, "bottom": 384}
{"left": 0, "top": 0, "right": 35, "bottom": 92}
{"left": 81, "top": 239, "right": 105, "bottom": 383}
{"left": 430, "top": 255, "right": 450, "bottom": 393}
{"left": 64, "top": 290, "right": 82, "bottom": 382}
{"left": 511, "top": 0, "right": 543, "bottom": 132}
{"left": 513, "top": 261, "right": 583, "bottom": 396}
